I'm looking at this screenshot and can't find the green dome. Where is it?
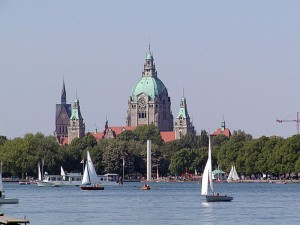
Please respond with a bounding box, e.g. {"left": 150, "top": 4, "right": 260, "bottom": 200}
{"left": 131, "top": 76, "right": 167, "bottom": 101}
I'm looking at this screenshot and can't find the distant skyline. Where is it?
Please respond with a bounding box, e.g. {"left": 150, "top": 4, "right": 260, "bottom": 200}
{"left": 1, "top": 1, "right": 300, "bottom": 139}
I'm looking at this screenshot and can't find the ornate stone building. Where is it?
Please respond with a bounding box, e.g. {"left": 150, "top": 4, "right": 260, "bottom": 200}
{"left": 174, "top": 97, "right": 195, "bottom": 139}
{"left": 67, "top": 98, "right": 85, "bottom": 144}
{"left": 126, "top": 47, "right": 174, "bottom": 131}
{"left": 55, "top": 81, "right": 71, "bottom": 144}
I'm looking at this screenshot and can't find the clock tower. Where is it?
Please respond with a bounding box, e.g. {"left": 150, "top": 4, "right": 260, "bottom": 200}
{"left": 67, "top": 98, "right": 85, "bottom": 144}
{"left": 126, "top": 46, "right": 173, "bottom": 131}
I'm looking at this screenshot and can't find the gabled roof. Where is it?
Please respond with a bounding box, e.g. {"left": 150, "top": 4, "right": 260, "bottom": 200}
{"left": 106, "top": 126, "right": 136, "bottom": 136}
{"left": 55, "top": 104, "right": 71, "bottom": 120}
{"left": 213, "top": 128, "right": 231, "bottom": 137}
{"left": 88, "top": 132, "right": 104, "bottom": 140}
{"left": 160, "top": 131, "right": 176, "bottom": 143}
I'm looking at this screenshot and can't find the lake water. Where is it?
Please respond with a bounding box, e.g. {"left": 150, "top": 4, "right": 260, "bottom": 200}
{"left": 1, "top": 181, "right": 300, "bottom": 225}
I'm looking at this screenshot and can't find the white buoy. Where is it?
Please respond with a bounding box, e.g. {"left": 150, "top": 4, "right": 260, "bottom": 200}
{"left": 147, "top": 140, "right": 152, "bottom": 181}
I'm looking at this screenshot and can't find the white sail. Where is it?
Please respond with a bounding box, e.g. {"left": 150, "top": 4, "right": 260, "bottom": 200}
{"left": 201, "top": 160, "right": 209, "bottom": 195}
{"left": 61, "top": 166, "right": 66, "bottom": 180}
{"left": 201, "top": 135, "right": 214, "bottom": 195}
{"left": 81, "top": 161, "right": 90, "bottom": 185}
{"left": 81, "top": 151, "right": 99, "bottom": 186}
{"left": 232, "top": 166, "right": 240, "bottom": 180}
{"left": 227, "top": 165, "right": 239, "bottom": 181}
{"left": 227, "top": 166, "right": 234, "bottom": 181}
{"left": 38, "top": 163, "right": 42, "bottom": 181}
{"left": 60, "top": 166, "right": 66, "bottom": 176}
{"left": 87, "top": 151, "right": 98, "bottom": 184}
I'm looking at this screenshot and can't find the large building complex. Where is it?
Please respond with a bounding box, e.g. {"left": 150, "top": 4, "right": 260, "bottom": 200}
{"left": 55, "top": 46, "right": 196, "bottom": 144}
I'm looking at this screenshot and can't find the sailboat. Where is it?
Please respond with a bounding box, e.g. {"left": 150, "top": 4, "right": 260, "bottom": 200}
{"left": 81, "top": 151, "right": 104, "bottom": 190}
{"left": 201, "top": 135, "right": 233, "bottom": 202}
{"left": 0, "top": 171, "right": 19, "bottom": 204}
{"left": 227, "top": 165, "right": 240, "bottom": 182}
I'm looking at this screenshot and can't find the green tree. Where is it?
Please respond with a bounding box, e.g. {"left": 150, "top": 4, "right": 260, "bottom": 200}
{"left": 133, "top": 125, "right": 164, "bottom": 146}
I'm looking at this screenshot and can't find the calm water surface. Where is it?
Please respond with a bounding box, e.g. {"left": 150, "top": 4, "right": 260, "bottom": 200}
{"left": 1, "top": 181, "right": 300, "bottom": 225}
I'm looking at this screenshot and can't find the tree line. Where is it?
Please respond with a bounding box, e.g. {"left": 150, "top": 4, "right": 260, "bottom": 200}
{"left": 0, "top": 125, "right": 300, "bottom": 179}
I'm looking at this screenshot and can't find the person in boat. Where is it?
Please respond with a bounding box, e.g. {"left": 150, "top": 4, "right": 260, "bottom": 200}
{"left": 119, "top": 177, "right": 123, "bottom": 185}
{"left": 144, "top": 183, "right": 148, "bottom": 187}
{"left": 0, "top": 191, "right": 2, "bottom": 198}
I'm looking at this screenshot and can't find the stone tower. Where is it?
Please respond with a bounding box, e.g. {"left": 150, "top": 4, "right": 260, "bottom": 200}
{"left": 174, "top": 97, "right": 195, "bottom": 139}
{"left": 68, "top": 98, "right": 85, "bottom": 144}
{"left": 126, "top": 46, "right": 173, "bottom": 131}
{"left": 55, "top": 80, "right": 71, "bottom": 144}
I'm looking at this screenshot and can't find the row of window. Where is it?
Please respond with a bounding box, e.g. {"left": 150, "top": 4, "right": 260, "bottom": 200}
{"left": 139, "top": 112, "right": 147, "bottom": 118}
{"left": 131, "top": 104, "right": 156, "bottom": 109}
{"left": 59, "top": 126, "right": 68, "bottom": 133}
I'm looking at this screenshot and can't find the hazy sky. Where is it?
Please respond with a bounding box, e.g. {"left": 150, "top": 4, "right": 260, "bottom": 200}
{"left": 1, "top": 1, "right": 300, "bottom": 139}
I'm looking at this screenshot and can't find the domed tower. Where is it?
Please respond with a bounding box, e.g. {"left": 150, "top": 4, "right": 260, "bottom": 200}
{"left": 68, "top": 98, "right": 85, "bottom": 144}
{"left": 126, "top": 46, "right": 173, "bottom": 131}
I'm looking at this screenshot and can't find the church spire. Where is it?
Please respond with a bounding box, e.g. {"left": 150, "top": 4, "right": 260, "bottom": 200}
{"left": 221, "top": 115, "right": 226, "bottom": 131}
{"left": 61, "top": 80, "right": 67, "bottom": 105}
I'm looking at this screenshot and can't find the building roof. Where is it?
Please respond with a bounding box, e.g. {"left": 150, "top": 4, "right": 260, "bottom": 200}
{"left": 176, "top": 97, "right": 190, "bottom": 119}
{"left": 87, "top": 126, "right": 175, "bottom": 143}
{"left": 131, "top": 76, "right": 167, "bottom": 101}
{"left": 160, "top": 131, "right": 176, "bottom": 143}
{"left": 70, "top": 99, "right": 83, "bottom": 120}
{"left": 146, "top": 52, "right": 153, "bottom": 60}
{"left": 55, "top": 104, "right": 71, "bottom": 120}
{"left": 213, "top": 128, "right": 231, "bottom": 137}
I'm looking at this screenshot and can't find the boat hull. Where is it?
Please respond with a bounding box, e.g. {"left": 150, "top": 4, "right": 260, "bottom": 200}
{"left": 141, "top": 186, "right": 151, "bottom": 190}
{"left": 37, "top": 181, "right": 61, "bottom": 187}
{"left": 80, "top": 186, "right": 104, "bottom": 190}
{"left": 0, "top": 197, "right": 19, "bottom": 204}
{"left": 206, "top": 195, "right": 233, "bottom": 202}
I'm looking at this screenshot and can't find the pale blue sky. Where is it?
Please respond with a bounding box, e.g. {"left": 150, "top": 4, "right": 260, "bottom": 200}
{"left": 1, "top": 0, "right": 300, "bottom": 139}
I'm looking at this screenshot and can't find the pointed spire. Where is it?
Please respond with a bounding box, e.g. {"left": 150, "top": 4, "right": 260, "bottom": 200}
{"left": 61, "top": 79, "right": 67, "bottom": 105}
{"left": 221, "top": 115, "right": 226, "bottom": 131}
{"left": 105, "top": 116, "right": 108, "bottom": 129}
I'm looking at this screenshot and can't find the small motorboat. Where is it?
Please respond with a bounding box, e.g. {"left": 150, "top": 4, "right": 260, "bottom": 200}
{"left": 141, "top": 184, "right": 151, "bottom": 190}
{"left": 19, "top": 181, "right": 30, "bottom": 185}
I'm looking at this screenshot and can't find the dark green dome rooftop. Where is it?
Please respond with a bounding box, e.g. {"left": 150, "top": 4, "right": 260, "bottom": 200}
{"left": 131, "top": 76, "right": 167, "bottom": 101}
